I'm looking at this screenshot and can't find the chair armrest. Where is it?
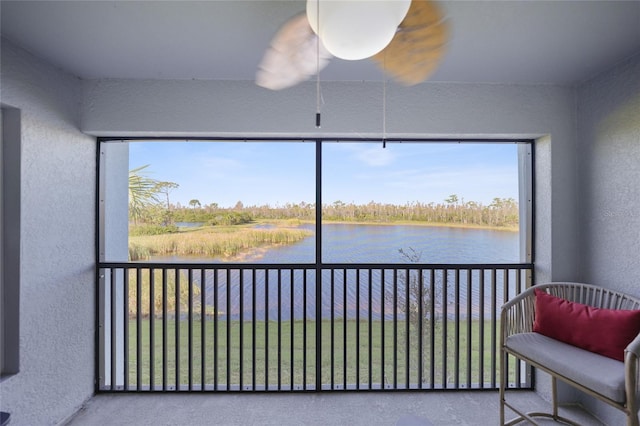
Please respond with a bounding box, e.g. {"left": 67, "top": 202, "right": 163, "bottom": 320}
{"left": 626, "top": 332, "right": 640, "bottom": 359}
{"left": 500, "top": 286, "right": 537, "bottom": 342}
{"left": 501, "top": 286, "right": 535, "bottom": 313}
{"left": 625, "top": 331, "right": 640, "bottom": 409}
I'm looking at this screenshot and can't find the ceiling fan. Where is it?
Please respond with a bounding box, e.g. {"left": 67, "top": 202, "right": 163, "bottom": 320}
{"left": 256, "top": 0, "right": 449, "bottom": 90}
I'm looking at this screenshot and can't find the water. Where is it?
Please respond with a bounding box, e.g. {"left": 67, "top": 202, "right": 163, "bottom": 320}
{"left": 175, "top": 221, "right": 204, "bottom": 228}
{"left": 152, "top": 224, "right": 522, "bottom": 320}
{"left": 246, "top": 223, "right": 519, "bottom": 264}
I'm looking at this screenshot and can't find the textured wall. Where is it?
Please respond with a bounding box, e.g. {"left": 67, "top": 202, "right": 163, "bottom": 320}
{"left": 578, "top": 53, "right": 640, "bottom": 289}
{"left": 576, "top": 53, "right": 640, "bottom": 425}
{"left": 0, "top": 38, "right": 96, "bottom": 425}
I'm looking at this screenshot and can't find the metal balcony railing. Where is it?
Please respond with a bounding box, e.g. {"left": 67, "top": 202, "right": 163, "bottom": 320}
{"left": 97, "top": 263, "right": 533, "bottom": 392}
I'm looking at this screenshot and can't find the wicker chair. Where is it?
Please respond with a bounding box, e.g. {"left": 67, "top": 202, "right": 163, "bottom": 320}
{"left": 500, "top": 282, "right": 640, "bottom": 426}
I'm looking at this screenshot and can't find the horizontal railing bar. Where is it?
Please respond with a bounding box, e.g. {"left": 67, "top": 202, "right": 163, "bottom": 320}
{"left": 99, "top": 262, "right": 533, "bottom": 270}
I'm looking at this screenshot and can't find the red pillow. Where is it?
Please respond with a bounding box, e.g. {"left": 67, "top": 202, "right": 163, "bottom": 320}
{"left": 533, "top": 289, "right": 640, "bottom": 361}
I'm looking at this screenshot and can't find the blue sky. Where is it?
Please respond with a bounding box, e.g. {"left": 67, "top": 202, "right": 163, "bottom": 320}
{"left": 129, "top": 140, "right": 520, "bottom": 208}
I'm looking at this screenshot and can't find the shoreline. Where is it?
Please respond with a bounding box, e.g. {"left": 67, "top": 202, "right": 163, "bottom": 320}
{"left": 272, "top": 219, "right": 519, "bottom": 233}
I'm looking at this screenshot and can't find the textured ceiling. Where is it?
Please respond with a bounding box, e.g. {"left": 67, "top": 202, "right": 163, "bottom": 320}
{"left": 2, "top": 0, "right": 640, "bottom": 85}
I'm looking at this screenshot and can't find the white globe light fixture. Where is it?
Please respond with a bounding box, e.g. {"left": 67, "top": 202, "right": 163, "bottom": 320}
{"left": 306, "top": 0, "right": 411, "bottom": 61}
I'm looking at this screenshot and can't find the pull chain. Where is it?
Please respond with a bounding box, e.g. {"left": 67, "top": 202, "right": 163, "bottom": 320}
{"left": 315, "top": 0, "right": 321, "bottom": 128}
{"left": 382, "top": 53, "right": 387, "bottom": 148}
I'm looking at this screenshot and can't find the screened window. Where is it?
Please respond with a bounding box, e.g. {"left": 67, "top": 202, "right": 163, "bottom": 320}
{"left": 99, "top": 139, "right": 532, "bottom": 265}
{"left": 322, "top": 142, "right": 528, "bottom": 264}
{"left": 96, "top": 137, "right": 534, "bottom": 393}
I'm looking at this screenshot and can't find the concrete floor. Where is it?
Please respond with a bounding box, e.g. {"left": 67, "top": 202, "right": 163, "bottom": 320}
{"left": 65, "top": 391, "right": 605, "bottom": 426}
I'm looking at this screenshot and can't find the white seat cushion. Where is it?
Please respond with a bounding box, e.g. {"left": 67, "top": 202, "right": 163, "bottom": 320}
{"left": 505, "top": 332, "right": 626, "bottom": 403}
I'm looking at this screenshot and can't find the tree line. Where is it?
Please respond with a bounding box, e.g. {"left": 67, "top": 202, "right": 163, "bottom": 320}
{"left": 129, "top": 166, "right": 518, "bottom": 230}
{"left": 168, "top": 198, "right": 517, "bottom": 228}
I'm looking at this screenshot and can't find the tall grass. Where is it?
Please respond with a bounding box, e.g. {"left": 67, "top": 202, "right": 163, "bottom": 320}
{"left": 127, "top": 268, "right": 205, "bottom": 317}
{"left": 129, "top": 226, "right": 312, "bottom": 260}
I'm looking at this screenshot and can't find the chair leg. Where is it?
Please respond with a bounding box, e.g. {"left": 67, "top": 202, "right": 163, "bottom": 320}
{"left": 626, "top": 401, "right": 639, "bottom": 426}
{"left": 499, "top": 349, "right": 506, "bottom": 425}
{"left": 551, "top": 376, "right": 559, "bottom": 420}
{"left": 624, "top": 356, "right": 639, "bottom": 426}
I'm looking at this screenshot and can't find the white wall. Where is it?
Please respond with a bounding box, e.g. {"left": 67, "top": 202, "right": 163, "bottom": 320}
{"left": 0, "top": 38, "right": 96, "bottom": 425}
{"left": 576, "top": 52, "right": 640, "bottom": 425}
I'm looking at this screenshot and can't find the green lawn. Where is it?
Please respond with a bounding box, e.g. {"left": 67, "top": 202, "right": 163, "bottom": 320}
{"left": 124, "top": 317, "right": 519, "bottom": 390}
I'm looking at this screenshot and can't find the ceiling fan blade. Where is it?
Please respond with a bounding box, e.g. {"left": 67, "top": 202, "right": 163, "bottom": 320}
{"left": 372, "top": 0, "right": 449, "bottom": 86}
{"left": 256, "top": 13, "right": 332, "bottom": 90}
